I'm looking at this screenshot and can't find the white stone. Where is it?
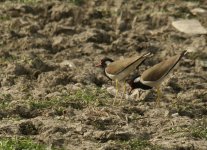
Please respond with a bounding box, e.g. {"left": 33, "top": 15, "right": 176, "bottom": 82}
{"left": 60, "top": 60, "right": 76, "bottom": 68}
{"left": 191, "top": 8, "right": 206, "bottom": 15}
{"left": 199, "top": 59, "right": 207, "bottom": 68}
{"left": 172, "top": 19, "right": 207, "bottom": 35}
{"left": 106, "top": 86, "right": 116, "bottom": 96}
{"left": 171, "top": 113, "right": 179, "bottom": 117}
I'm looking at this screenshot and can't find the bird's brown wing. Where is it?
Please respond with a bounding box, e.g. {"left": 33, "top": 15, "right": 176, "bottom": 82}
{"left": 105, "top": 52, "right": 152, "bottom": 75}
{"left": 141, "top": 52, "right": 185, "bottom": 81}
{"left": 105, "top": 56, "right": 140, "bottom": 75}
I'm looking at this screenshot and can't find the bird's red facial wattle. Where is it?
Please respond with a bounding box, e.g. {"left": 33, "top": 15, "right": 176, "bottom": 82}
{"left": 95, "top": 62, "right": 102, "bottom": 67}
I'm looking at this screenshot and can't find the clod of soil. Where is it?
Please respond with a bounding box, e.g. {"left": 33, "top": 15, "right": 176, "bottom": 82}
{"left": 19, "top": 121, "right": 40, "bottom": 135}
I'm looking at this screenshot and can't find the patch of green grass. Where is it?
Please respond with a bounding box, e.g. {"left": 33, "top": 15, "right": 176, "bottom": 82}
{"left": 30, "top": 98, "right": 60, "bottom": 110}
{"left": 191, "top": 126, "right": 207, "bottom": 139}
{"left": 0, "top": 14, "right": 11, "bottom": 21}
{"left": 144, "top": 0, "right": 162, "bottom": 2}
{"left": 0, "top": 94, "right": 13, "bottom": 110}
{"left": 168, "top": 118, "right": 207, "bottom": 140}
{"left": 191, "top": 118, "right": 207, "bottom": 140}
{"left": 15, "top": 0, "right": 39, "bottom": 4}
{"left": 66, "top": 0, "right": 85, "bottom": 5}
{"left": 30, "top": 87, "right": 110, "bottom": 110}
{"left": 0, "top": 137, "right": 47, "bottom": 150}
{"left": 121, "top": 139, "right": 162, "bottom": 150}
{"left": 0, "top": 55, "right": 17, "bottom": 64}
{"left": 182, "top": 0, "right": 204, "bottom": 2}
{"left": 168, "top": 126, "right": 185, "bottom": 134}
{"left": 71, "top": 87, "right": 110, "bottom": 104}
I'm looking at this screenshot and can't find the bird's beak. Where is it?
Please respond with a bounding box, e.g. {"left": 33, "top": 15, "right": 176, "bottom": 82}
{"left": 95, "top": 63, "right": 101, "bottom": 67}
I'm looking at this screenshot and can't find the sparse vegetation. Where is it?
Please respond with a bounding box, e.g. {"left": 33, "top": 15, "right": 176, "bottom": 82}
{"left": 0, "top": 94, "right": 13, "bottom": 110}
{"left": 121, "top": 139, "right": 162, "bottom": 150}
{"left": 191, "top": 126, "right": 207, "bottom": 140}
{"left": 191, "top": 119, "right": 207, "bottom": 140}
{"left": 15, "top": 0, "right": 39, "bottom": 4}
{"left": 29, "top": 87, "right": 111, "bottom": 110}
{"left": 71, "top": 87, "right": 110, "bottom": 104}
{"left": 182, "top": 0, "right": 204, "bottom": 2}
{"left": 0, "top": 138, "right": 47, "bottom": 150}
{"left": 68, "top": 0, "right": 85, "bottom": 5}
{"left": 0, "top": 14, "right": 11, "bottom": 21}
{"left": 169, "top": 118, "right": 207, "bottom": 140}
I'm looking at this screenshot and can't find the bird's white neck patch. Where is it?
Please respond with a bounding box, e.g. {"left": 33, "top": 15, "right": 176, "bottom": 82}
{"left": 134, "top": 77, "right": 140, "bottom": 83}
{"left": 105, "top": 61, "right": 112, "bottom": 66}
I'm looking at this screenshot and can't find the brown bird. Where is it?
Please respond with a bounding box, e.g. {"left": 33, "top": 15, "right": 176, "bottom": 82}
{"left": 96, "top": 52, "right": 151, "bottom": 103}
{"left": 128, "top": 51, "right": 187, "bottom": 106}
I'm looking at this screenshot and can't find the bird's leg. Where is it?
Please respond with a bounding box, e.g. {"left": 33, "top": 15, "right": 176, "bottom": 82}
{"left": 172, "top": 99, "right": 177, "bottom": 109}
{"left": 120, "top": 81, "right": 126, "bottom": 104}
{"left": 116, "top": 79, "right": 119, "bottom": 98}
{"left": 136, "top": 91, "right": 139, "bottom": 101}
{"left": 113, "top": 79, "right": 119, "bottom": 105}
{"left": 123, "top": 81, "right": 126, "bottom": 96}
{"left": 156, "top": 86, "right": 162, "bottom": 107}
{"left": 136, "top": 90, "right": 142, "bottom": 100}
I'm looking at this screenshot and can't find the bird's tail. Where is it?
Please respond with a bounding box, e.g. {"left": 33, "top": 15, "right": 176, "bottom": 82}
{"left": 143, "top": 52, "right": 153, "bottom": 58}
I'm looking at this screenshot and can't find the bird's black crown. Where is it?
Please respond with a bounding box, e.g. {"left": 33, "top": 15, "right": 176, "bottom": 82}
{"left": 99, "top": 57, "right": 113, "bottom": 68}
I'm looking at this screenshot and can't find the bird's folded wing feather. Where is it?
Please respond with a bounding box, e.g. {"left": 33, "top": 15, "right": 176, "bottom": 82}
{"left": 141, "top": 54, "right": 182, "bottom": 81}
{"left": 105, "top": 56, "right": 141, "bottom": 75}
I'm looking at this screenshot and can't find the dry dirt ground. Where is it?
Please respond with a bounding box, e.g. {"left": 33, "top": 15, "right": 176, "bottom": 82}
{"left": 0, "top": 0, "right": 207, "bottom": 150}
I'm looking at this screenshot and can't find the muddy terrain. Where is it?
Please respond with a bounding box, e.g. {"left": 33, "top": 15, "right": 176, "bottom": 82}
{"left": 0, "top": 0, "right": 206, "bottom": 149}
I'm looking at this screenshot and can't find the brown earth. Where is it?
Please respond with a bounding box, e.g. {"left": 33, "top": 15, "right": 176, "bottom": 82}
{"left": 0, "top": 0, "right": 207, "bottom": 149}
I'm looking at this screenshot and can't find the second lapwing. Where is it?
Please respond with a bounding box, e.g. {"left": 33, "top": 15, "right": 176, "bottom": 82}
{"left": 128, "top": 51, "right": 187, "bottom": 106}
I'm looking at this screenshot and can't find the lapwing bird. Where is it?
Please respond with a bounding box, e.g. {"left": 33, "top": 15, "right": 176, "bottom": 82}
{"left": 128, "top": 51, "right": 187, "bottom": 106}
{"left": 96, "top": 52, "right": 151, "bottom": 104}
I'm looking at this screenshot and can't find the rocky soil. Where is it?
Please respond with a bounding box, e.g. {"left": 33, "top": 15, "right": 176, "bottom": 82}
{"left": 0, "top": 0, "right": 206, "bottom": 149}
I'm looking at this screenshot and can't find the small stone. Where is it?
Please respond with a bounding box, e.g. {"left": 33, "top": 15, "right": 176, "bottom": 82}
{"left": 146, "top": 108, "right": 169, "bottom": 118}
{"left": 171, "top": 113, "right": 179, "bottom": 117}
{"left": 172, "top": 19, "right": 207, "bottom": 35}
{"left": 59, "top": 60, "right": 76, "bottom": 69}
{"left": 122, "top": 106, "right": 145, "bottom": 115}
{"left": 83, "top": 131, "right": 92, "bottom": 138}
{"left": 53, "top": 26, "right": 76, "bottom": 35}
{"left": 71, "top": 84, "right": 82, "bottom": 91}
{"left": 93, "top": 131, "right": 106, "bottom": 140}
{"left": 199, "top": 59, "right": 207, "bottom": 68}
{"left": 45, "top": 92, "right": 62, "bottom": 99}
{"left": 191, "top": 8, "right": 207, "bottom": 15}
{"left": 52, "top": 138, "right": 65, "bottom": 148}
{"left": 53, "top": 36, "right": 64, "bottom": 46}
{"left": 106, "top": 86, "right": 117, "bottom": 97}
{"left": 76, "top": 126, "right": 83, "bottom": 132}
{"left": 108, "top": 131, "right": 132, "bottom": 141}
